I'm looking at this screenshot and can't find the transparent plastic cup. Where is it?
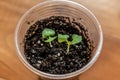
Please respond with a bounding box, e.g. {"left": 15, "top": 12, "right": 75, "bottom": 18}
{"left": 15, "top": 0, "right": 103, "bottom": 80}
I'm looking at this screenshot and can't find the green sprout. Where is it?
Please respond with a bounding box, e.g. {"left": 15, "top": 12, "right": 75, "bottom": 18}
{"left": 58, "top": 34, "right": 82, "bottom": 54}
{"left": 42, "top": 28, "right": 56, "bottom": 47}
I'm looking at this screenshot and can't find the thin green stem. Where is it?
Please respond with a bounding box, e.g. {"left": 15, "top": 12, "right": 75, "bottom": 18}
{"left": 66, "top": 40, "right": 71, "bottom": 54}
{"left": 49, "top": 41, "right": 52, "bottom": 47}
{"left": 48, "top": 36, "right": 52, "bottom": 47}
{"left": 67, "top": 44, "right": 70, "bottom": 54}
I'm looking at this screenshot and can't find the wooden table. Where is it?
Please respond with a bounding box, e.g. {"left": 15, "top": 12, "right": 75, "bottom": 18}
{"left": 0, "top": 0, "right": 120, "bottom": 80}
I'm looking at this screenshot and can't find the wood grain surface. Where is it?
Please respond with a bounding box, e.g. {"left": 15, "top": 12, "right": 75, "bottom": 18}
{"left": 0, "top": 0, "right": 120, "bottom": 80}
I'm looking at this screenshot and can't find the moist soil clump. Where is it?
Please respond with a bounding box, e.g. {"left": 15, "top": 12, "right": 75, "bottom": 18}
{"left": 24, "top": 16, "right": 94, "bottom": 74}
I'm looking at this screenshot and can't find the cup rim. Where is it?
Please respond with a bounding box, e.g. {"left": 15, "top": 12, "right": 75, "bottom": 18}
{"left": 15, "top": 0, "right": 103, "bottom": 79}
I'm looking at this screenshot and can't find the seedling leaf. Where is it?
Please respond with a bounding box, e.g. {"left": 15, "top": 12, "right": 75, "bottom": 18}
{"left": 58, "top": 34, "right": 69, "bottom": 43}
{"left": 42, "top": 28, "right": 55, "bottom": 38}
{"left": 42, "top": 28, "right": 56, "bottom": 47}
{"left": 71, "top": 34, "right": 82, "bottom": 45}
{"left": 44, "top": 36, "right": 57, "bottom": 42}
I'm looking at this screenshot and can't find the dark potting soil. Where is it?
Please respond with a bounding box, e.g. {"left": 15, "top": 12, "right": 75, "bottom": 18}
{"left": 24, "top": 16, "right": 94, "bottom": 74}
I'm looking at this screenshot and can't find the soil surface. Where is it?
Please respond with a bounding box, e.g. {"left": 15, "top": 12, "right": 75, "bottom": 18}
{"left": 24, "top": 16, "right": 94, "bottom": 74}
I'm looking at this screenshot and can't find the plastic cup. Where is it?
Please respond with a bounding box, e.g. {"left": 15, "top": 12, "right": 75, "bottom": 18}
{"left": 15, "top": 0, "right": 103, "bottom": 80}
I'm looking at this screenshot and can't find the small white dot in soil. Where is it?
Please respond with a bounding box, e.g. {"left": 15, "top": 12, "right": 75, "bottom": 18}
{"left": 54, "top": 55, "right": 57, "bottom": 57}
{"left": 37, "top": 61, "right": 42, "bottom": 64}
{"left": 57, "top": 53, "right": 60, "bottom": 56}
{"left": 32, "top": 32, "right": 35, "bottom": 34}
{"left": 76, "top": 45, "right": 79, "bottom": 48}
{"left": 60, "top": 57, "right": 63, "bottom": 60}
{"left": 36, "top": 63, "right": 40, "bottom": 67}
{"left": 32, "top": 55, "right": 35, "bottom": 57}
{"left": 41, "top": 43, "right": 43, "bottom": 46}
{"left": 33, "top": 44, "right": 37, "bottom": 47}
{"left": 82, "top": 58, "right": 86, "bottom": 61}
{"left": 32, "top": 49, "right": 36, "bottom": 53}
{"left": 37, "top": 40, "right": 41, "bottom": 44}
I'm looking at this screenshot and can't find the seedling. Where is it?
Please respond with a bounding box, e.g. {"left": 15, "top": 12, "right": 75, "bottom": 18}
{"left": 42, "top": 28, "right": 56, "bottom": 47}
{"left": 58, "top": 34, "right": 82, "bottom": 54}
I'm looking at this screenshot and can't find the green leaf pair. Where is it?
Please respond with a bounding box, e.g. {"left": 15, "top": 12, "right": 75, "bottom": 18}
{"left": 58, "top": 34, "right": 82, "bottom": 54}
{"left": 42, "top": 28, "right": 57, "bottom": 47}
